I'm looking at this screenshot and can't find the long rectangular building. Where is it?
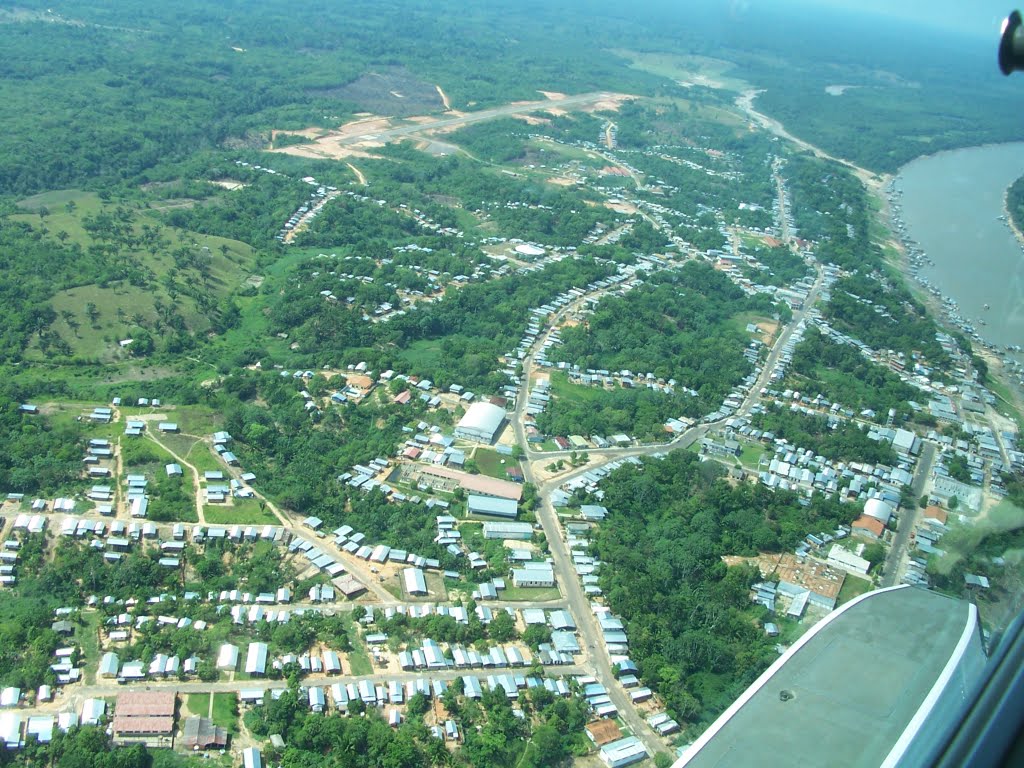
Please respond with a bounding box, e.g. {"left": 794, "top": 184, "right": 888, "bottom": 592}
{"left": 417, "top": 465, "right": 523, "bottom": 501}
{"left": 511, "top": 563, "right": 554, "bottom": 588}
{"left": 112, "top": 691, "right": 176, "bottom": 741}
{"left": 467, "top": 494, "right": 518, "bottom": 519}
{"left": 403, "top": 567, "right": 427, "bottom": 596}
{"left": 245, "top": 642, "right": 268, "bottom": 675}
{"left": 482, "top": 521, "right": 534, "bottom": 540}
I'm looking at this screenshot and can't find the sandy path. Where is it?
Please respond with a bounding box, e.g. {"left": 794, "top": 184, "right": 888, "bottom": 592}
{"left": 435, "top": 84, "right": 452, "bottom": 111}
{"left": 144, "top": 429, "right": 206, "bottom": 524}
{"left": 736, "top": 89, "right": 886, "bottom": 192}
{"left": 346, "top": 163, "right": 367, "bottom": 185}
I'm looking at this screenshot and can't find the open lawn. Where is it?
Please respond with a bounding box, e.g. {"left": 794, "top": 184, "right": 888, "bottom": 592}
{"left": 165, "top": 406, "right": 224, "bottom": 437}
{"left": 473, "top": 447, "right": 519, "bottom": 480}
{"left": 203, "top": 499, "right": 278, "bottom": 525}
{"left": 211, "top": 693, "right": 239, "bottom": 731}
{"left": 152, "top": 749, "right": 232, "bottom": 768}
{"left": 549, "top": 371, "right": 606, "bottom": 404}
{"left": 332, "top": 612, "right": 373, "bottom": 676}
{"left": 123, "top": 436, "right": 176, "bottom": 468}
{"left": 497, "top": 586, "right": 561, "bottom": 602}
{"left": 186, "top": 693, "right": 211, "bottom": 720}
{"left": 78, "top": 611, "right": 102, "bottom": 686}
{"left": 157, "top": 433, "right": 223, "bottom": 475}
{"left": 990, "top": 377, "right": 1024, "bottom": 432}
{"left": 836, "top": 575, "right": 873, "bottom": 606}
{"left": 399, "top": 339, "right": 443, "bottom": 371}
{"left": 611, "top": 49, "right": 751, "bottom": 92}
{"left": 730, "top": 311, "right": 777, "bottom": 344}
{"left": 738, "top": 441, "right": 767, "bottom": 470}
{"left": 45, "top": 402, "right": 122, "bottom": 437}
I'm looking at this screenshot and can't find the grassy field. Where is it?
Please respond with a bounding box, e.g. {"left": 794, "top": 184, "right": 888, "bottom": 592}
{"left": 166, "top": 405, "right": 224, "bottom": 437}
{"left": 125, "top": 435, "right": 177, "bottom": 467}
{"left": 990, "top": 376, "right": 1024, "bottom": 432}
{"left": 185, "top": 692, "right": 240, "bottom": 728}
{"left": 473, "top": 447, "right": 518, "bottom": 480}
{"left": 46, "top": 404, "right": 123, "bottom": 442}
{"left": 158, "top": 433, "right": 223, "bottom": 474}
{"left": 78, "top": 611, "right": 102, "bottom": 686}
{"left": 611, "top": 49, "right": 751, "bottom": 92}
{"left": 738, "top": 441, "right": 767, "bottom": 470}
{"left": 549, "top": 371, "right": 605, "bottom": 404}
{"left": 204, "top": 499, "right": 278, "bottom": 525}
{"left": 12, "top": 189, "right": 257, "bottom": 361}
{"left": 836, "top": 574, "right": 873, "bottom": 606}
{"left": 152, "top": 750, "right": 233, "bottom": 768}
{"left": 211, "top": 693, "right": 239, "bottom": 731}
{"left": 730, "top": 311, "right": 776, "bottom": 335}
{"left": 399, "top": 339, "right": 443, "bottom": 370}
{"left": 186, "top": 693, "right": 211, "bottom": 718}
{"left": 497, "top": 586, "right": 561, "bottom": 602}
{"left": 335, "top": 612, "right": 373, "bottom": 676}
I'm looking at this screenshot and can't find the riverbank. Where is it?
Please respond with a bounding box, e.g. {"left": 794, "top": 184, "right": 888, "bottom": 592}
{"left": 1003, "top": 183, "right": 1024, "bottom": 248}
{"left": 885, "top": 152, "right": 1024, "bottom": 423}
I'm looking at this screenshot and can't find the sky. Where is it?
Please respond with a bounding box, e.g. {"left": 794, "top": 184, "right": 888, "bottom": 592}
{"left": 797, "top": 0, "right": 1013, "bottom": 40}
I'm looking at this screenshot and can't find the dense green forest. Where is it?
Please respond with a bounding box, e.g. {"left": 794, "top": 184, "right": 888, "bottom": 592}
{"left": 783, "top": 155, "right": 877, "bottom": 270}
{"left": 591, "top": 451, "right": 855, "bottom": 727}
{"left": 730, "top": 6, "right": 1023, "bottom": 172}
{"left": 751, "top": 405, "right": 899, "bottom": 465}
{"left": 538, "top": 383, "right": 697, "bottom": 441}
{"left": 825, "top": 273, "right": 949, "bottom": 365}
{"left": 0, "top": 391, "right": 84, "bottom": 494}
{"left": 785, "top": 328, "right": 921, "bottom": 418}
{"left": 544, "top": 263, "right": 779, "bottom": 435}
{"left": 0, "top": 726, "right": 153, "bottom": 768}
{"left": 243, "top": 679, "right": 593, "bottom": 768}
{"left": 742, "top": 245, "right": 812, "bottom": 288}
{"left": 1007, "top": 175, "right": 1024, "bottom": 243}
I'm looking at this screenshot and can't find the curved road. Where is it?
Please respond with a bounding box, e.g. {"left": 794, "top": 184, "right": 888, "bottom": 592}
{"left": 506, "top": 263, "right": 826, "bottom": 757}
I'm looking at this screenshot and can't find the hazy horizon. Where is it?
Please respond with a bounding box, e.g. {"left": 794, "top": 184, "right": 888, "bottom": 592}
{"left": 773, "top": 0, "right": 1012, "bottom": 40}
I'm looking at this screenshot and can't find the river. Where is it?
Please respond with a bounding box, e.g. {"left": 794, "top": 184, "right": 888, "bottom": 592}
{"left": 892, "top": 142, "right": 1024, "bottom": 354}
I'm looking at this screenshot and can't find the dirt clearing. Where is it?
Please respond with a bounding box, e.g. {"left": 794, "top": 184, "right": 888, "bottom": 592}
{"left": 436, "top": 84, "right": 452, "bottom": 110}
{"left": 346, "top": 163, "right": 367, "bottom": 185}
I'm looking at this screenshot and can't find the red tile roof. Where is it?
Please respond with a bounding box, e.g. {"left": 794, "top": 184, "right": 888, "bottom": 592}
{"left": 113, "top": 715, "right": 175, "bottom": 735}
{"left": 116, "top": 690, "right": 175, "bottom": 717}
{"left": 923, "top": 505, "right": 947, "bottom": 524}
{"left": 852, "top": 515, "right": 885, "bottom": 538}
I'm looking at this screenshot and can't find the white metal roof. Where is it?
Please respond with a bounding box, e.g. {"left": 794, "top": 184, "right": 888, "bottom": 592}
{"left": 456, "top": 402, "right": 505, "bottom": 436}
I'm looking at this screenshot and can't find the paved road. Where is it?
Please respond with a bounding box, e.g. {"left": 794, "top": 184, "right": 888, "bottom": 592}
{"left": 882, "top": 441, "right": 936, "bottom": 588}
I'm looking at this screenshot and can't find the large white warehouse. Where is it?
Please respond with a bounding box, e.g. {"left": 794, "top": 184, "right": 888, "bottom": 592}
{"left": 863, "top": 498, "right": 893, "bottom": 525}
{"left": 455, "top": 402, "right": 506, "bottom": 443}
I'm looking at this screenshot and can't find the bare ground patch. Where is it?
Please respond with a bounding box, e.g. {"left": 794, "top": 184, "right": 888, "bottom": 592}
{"left": 311, "top": 68, "right": 444, "bottom": 116}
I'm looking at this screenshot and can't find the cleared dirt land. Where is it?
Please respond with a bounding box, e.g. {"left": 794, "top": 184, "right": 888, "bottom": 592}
{"left": 271, "top": 91, "right": 634, "bottom": 162}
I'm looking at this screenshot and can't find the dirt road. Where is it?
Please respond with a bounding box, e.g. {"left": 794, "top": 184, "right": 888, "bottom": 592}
{"left": 736, "top": 89, "right": 887, "bottom": 192}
